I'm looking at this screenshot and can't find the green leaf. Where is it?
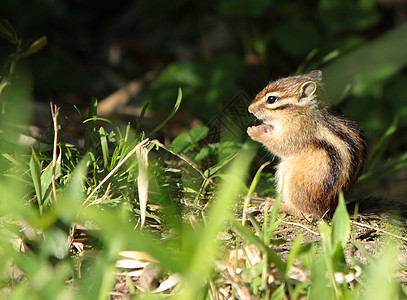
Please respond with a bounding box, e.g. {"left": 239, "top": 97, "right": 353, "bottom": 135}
{"left": 204, "top": 152, "right": 237, "bottom": 177}
{"left": 359, "top": 148, "right": 407, "bottom": 188}
{"left": 318, "top": 221, "right": 332, "bottom": 254}
{"left": 189, "top": 126, "right": 208, "bottom": 142}
{"left": 308, "top": 251, "right": 332, "bottom": 300}
{"left": 179, "top": 143, "right": 255, "bottom": 299}
{"left": 270, "top": 283, "right": 285, "bottom": 300}
{"left": 62, "top": 157, "right": 89, "bottom": 205}
{"left": 331, "top": 191, "right": 350, "bottom": 249}
{"left": 84, "top": 97, "right": 98, "bottom": 153}
{"left": 170, "top": 132, "right": 190, "bottom": 153}
{"left": 233, "top": 221, "right": 286, "bottom": 273}
{"left": 136, "top": 102, "right": 149, "bottom": 135}
{"left": 247, "top": 214, "right": 263, "bottom": 237}
{"left": 0, "top": 18, "right": 18, "bottom": 44}
{"left": 170, "top": 125, "right": 208, "bottom": 153}
{"left": 40, "top": 156, "right": 61, "bottom": 204}
{"left": 2, "top": 153, "right": 24, "bottom": 168}
{"left": 99, "top": 127, "right": 110, "bottom": 168}
{"left": 109, "top": 145, "right": 121, "bottom": 171}
{"left": 331, "top": 242, "right": 347, "bottom": 271}
{"left": 16, "top": 36, "right": 47, "bottom": 61}
{"left": 83, "top": 116, "right": 122, "bottom": 140}
{"left": 362, "top": 238, "right": 400, "bottom": 300}
{"left": 285, "top": 235, "right": 302, "bottom": 276}
{"left": 265, "top": 191, "right": 284, "bottom": 239}
{"left": 247, "top": 161, "right": 270, "bottom": 198}
{"left": 322, "top": 23, "right": 407, "bottom": 103}
{"left": 30, "top": 149, "right": 43, "bottom": 213}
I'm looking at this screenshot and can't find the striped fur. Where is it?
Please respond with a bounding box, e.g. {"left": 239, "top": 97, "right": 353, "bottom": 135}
{"left": 247, "top": 70, "right": 367, "bottom": 219}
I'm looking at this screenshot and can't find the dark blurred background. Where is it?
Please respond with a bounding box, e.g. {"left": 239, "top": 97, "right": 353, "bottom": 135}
{"left": 1, "top": 0, "right": 407, "bottom": 197}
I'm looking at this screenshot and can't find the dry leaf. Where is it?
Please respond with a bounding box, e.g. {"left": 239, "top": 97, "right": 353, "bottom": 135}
{"left": 152, "top": 273, "right": 181, "bottom": 293}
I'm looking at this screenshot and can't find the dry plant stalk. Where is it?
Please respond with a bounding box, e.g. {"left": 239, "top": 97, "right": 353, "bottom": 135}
{"left": 136, "top": 144, "right": 149, "bottom": 229}
{"left": 50, "top": 102, "right": 59, "bottom": 203}
{"left": 0, "top": 80, "right": 9, "bottom": 96}
{"left": 82, "top": 138, "right": 150, "bottom": 206}
{"left": 281, "top": 221, "right": 319, "bottom": 236}
{"left": 150, "top": 139, "right": 208, "bottom": 181}
{"left": 86, "top": 183, "right": 112, "bottom": 207}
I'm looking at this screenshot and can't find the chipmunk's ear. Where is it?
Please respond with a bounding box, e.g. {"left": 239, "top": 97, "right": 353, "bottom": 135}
{"left": 300, "top": 81, "right": 317, "bottom": 100}
{"left": 307, "top": 70, "right": 322, "bottom": 81}
{"left": 299, "top": 70, "right": 321, "bottom": 101}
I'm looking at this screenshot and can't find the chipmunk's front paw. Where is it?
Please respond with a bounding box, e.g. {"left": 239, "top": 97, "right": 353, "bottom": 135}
{"left": 247, "top": 124, "right": 272, "bottom": 140}
{"left": 247, "top": 126, "right": 256, "bottom": 136}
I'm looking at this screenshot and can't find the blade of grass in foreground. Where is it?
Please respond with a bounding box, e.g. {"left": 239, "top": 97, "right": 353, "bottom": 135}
{"left": 30, "top": 148, "right": 43, "bottom": 214}
{"left": 178, "top": 142, "right": 255, "bottom": 299}
{"left": 361, "top": 237, "right": 401, "bottom": 300}
{"left": 322, "top": 23, "right": 407, "bottom": 104}
{"left": 242, "top": 161, "right": 270, "bottom": 225}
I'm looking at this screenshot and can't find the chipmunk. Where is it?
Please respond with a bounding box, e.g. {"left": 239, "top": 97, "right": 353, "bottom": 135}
{"left": 247, "top": 70, "right": 367, "bottom": 219}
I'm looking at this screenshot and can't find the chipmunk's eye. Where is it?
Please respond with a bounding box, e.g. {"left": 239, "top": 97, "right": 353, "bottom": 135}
{"left": 266, "top": 95, "right": 279, "bottom": 104}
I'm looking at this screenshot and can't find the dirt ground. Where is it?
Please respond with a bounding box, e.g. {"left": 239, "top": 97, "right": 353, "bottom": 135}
{"left": 264, "top": 213, "right": 407, "bottom": 285}
{"left": 108, "top": 206, "right": 407, "bottom": 298}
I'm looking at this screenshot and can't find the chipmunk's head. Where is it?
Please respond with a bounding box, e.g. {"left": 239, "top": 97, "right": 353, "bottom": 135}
{"left": 248, "top": 70, "right": 322, "bottom": 127}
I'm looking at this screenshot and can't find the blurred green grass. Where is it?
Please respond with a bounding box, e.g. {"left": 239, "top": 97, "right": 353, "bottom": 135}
{"left": 2, "top": 1, "right": 407, "bottom": 298}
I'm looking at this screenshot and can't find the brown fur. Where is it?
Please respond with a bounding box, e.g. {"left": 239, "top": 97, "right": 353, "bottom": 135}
{"left": 247, "top": 70, "right": 367, "bottom": 219}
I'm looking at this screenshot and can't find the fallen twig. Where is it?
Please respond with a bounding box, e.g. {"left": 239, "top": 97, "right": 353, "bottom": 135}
{"left": 281, "top": 221, "right": 320, "bottom": 236}
{"left": 351, "top": 220, "right": 407, "bottom": 243}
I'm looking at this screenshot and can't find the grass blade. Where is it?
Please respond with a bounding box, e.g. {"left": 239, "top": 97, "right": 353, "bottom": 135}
{"left": 179, "top": 143, "right": 255, "bottom": 299}
{"left": 0, "top": 18, "right": 18, "bottom": 44}
{"left": 136, "top": 102, "right": 149, "bottom": 135}
{"left": 331, "top": 191, "right": 350, "bottom": 249}
{"left": 99, "top": 127, "right": 109, "bottom": 168}
{"left": 149, "top": 88, "right": 182, "bottom": 136}
{"left": 84, "top": 97, "right": 98, "bottom": 153}
{"left": 233, "top": 221, "right": 286, "bottom": 273}
{"left": 365, "top": 117, "right": 398, "bottom": 172}
{"left": 30, "top": 149, "right": 43, "bottom": 213}
{"left": 242, "top": 161, "right": 270, "bottom": 225}
{"left": 16, "top": 36, "right": 47, "bottom": 61}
